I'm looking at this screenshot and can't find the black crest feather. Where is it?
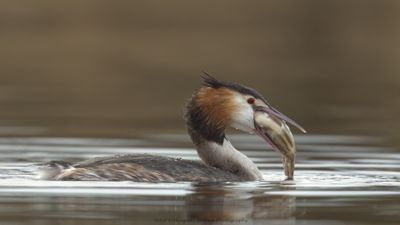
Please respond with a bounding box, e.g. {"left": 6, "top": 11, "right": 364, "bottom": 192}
{"left": 201, "top": 72, "right": 223, "bottom": 88}
{"left": 200, "top": 72, "right": 270, "bottom": 106}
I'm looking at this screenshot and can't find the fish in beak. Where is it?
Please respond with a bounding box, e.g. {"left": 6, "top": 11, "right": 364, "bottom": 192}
{"left": 253, "top": 106, "right": 306, "bottom": 180}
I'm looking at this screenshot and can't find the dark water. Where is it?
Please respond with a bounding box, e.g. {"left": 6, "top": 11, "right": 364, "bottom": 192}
{"left": 0, "top": 1, "right": 400, "bottom": 225}
{"left": 0, "top": 134, "right": 399, "bottom": 225}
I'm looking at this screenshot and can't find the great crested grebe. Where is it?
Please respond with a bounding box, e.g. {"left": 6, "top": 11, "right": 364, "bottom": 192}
{"left": 39, "top": 74, "right": 306, "bottom": 182}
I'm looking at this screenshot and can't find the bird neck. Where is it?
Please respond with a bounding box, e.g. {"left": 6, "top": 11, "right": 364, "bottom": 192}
{"left": 194, "top": 136, "right": 264, "bottom": 181}
{"left": 185, "top": 87, "right": 263, "bottom": 181}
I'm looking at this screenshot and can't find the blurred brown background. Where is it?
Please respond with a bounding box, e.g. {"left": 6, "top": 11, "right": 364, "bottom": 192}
{"left": 0, "top": 1, "right": 399, "bottom": 142}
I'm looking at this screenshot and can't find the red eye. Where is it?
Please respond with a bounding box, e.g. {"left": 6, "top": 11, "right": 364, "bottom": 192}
{"left": 247, "top": 98, "right": 255, "bottom": 104}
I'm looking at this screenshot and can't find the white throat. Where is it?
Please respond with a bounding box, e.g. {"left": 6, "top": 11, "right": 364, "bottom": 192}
{"left": 196, "top": 139, "right": 264, "bottom": 181}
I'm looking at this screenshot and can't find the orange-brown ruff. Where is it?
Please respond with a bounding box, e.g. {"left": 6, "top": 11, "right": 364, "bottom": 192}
{"left": 196, "top": 87, "right": 236, "bottom": 130}
{"left": 39, "top": 74, "right": 303, "bottom": 182}
{"left": 189, "top": 87, "right": 237, "bottom": 142}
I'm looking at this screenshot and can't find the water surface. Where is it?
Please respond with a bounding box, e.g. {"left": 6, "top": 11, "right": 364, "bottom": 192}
{"left": 0, "top": 134, "right": 399, "bottom": 225}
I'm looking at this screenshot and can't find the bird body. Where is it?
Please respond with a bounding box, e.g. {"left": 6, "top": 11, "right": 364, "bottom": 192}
{"left": 39, "top": 154, "right": 243, "bottom": 182}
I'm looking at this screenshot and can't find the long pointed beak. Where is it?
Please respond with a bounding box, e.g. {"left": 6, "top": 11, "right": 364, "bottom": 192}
{"left": 254, "top": 106, "right": 307, "bottom": 133}
{"left": 253, "top": 106, "right": 305, "bottom": 180}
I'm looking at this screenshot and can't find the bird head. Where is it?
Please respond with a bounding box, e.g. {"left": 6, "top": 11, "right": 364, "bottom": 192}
{"left": 186, "top": 73, "right": 306, "bottom": 180}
